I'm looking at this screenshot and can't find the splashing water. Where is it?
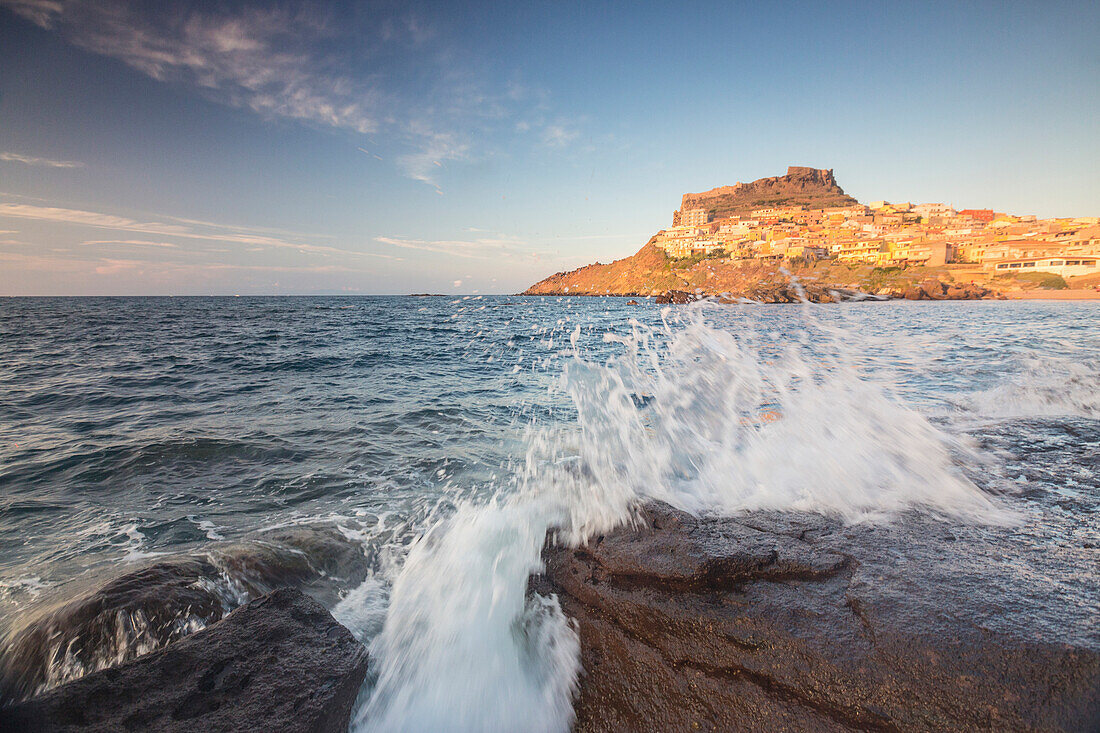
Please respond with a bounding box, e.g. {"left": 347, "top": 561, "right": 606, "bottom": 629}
{"left": 348, "top": 301, "right": 1010, "bottom": 733}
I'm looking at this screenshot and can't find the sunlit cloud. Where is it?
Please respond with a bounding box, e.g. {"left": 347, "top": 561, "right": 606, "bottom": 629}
{"left": 376, "top": 235, "right": 535, "bottom": 260}
{"left": 0, "top": 151, "right": 84, "bottom": 168}
{"left": 0, "top": 201, "right": 397, "bottom": 258}
{"left": 82, "top": 239, "right": 179, "bottom": 248}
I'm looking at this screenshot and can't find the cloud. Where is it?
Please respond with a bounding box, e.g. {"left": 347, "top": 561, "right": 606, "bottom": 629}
{"left": 376, "top": 235, "right": 539, "bottom": 260}
{"left": 1, "top": 0, "right": 60, "bottom": 28}
{"left": 3, "top": 1, "right": 382, "bottom": 134}
{"left": 82, "top": 239, "right": 179, "bottom": 248}
{"left": 395, "top": 128, "right": 469, "bottom": 186}
{"left": 0, "top": 0, "right": 581, "bottom": 186}
{"left": 0, "top": 201, "right": 399, "bottom": 258}
{"left": 541, "top": 123, "right": 579, "bottom": 148}
{"left": 0, "top": 151, "right": 84, "bottom": 168}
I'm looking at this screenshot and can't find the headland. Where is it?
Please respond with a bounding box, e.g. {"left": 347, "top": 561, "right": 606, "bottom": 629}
{"left": 524, "top": 167, "right": 1100, "bottom": 301}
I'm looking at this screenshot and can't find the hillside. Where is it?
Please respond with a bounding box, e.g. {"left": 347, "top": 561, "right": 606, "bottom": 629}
{"left": 677, "top": 166, "right": 857, "bottom": 221}
{"left": 524, "top": 242, "right": 979, "bottom": 299}
{"left": 523, "top": 241, "right": 679, "bottom": 296}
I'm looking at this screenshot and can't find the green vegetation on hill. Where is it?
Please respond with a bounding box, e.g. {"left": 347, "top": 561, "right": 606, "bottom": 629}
{"left": 995, "top": 271, "right": 1068, "bottom": 289}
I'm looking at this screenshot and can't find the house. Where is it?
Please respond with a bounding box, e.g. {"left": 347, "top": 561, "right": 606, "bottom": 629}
{"left": 681, "top": 208, "right": 710, "bottom": 227}
{"left": 988, "top": 256, "right": 1099, "bottom": 278}
{"left": 959, "top": 209, "right": 995, "bottom": 223}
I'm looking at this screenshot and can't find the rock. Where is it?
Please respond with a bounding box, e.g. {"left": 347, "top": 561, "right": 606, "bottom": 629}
{"left": 655, "top": 290, "right": 699, "bottom": 305}
{"left": 0, "top": 524, "right": 370, "bottom": 703}
{"left": 919, "top": 278, "right": 947, "bottom": 300}
{"left": 1, "top": 588, "right": 369, "bottom": 733}
{"left": 536, "top": 502, "right": 1100, "bottom": 732}
{"left": 679, "top": 167, "right": 859, "bottom": 219}
{"left": 626, "top": 300, "right": 640, "bottom": 305}
{"left": 0, "top": 559, "right": 229, "bottom": 702}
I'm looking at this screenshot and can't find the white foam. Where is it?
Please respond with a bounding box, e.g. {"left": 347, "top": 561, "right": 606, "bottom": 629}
{"left": 345, "top": 301, "right": 1013, "bottom": 732}
{"left": 960, "top": 356, "right": 1100, "bottom": 420}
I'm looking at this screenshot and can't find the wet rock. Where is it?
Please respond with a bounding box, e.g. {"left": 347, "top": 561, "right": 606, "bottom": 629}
{"left": 0, "top": 524, "right": 370, "bottom": 703}
{"left": 537, "top": 501, "right": 1100, "bottom": 732}
{"left": 655, "top": 289, "right": 700, "bottom": 305}
{"left": 626, "top": 300, "right": 640, "bottom": 305}
{"left": 214, "top": 524, "right": 372, "bottom": 607}
{"left": 0, "top": 558, "right": 228, "bottom": 703}
{"left": 1, "top": 588, "right": 369, "bottom": 733}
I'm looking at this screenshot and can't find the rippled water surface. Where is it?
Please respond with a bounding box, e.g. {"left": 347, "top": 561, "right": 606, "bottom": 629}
{"left": 1, "top": 296, "right": 1098, "bottom": 729}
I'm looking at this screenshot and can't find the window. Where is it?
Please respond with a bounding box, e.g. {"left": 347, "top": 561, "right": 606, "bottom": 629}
{"left": 1022, "top": 262, "right": 1035, "bottom": 267}
{"left": 1050, "top": 261, "right": 1064, "bottom": 266}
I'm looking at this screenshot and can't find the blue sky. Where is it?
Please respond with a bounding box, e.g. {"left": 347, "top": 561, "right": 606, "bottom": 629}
{"left": 1, "top": 0, "right": 1097, "bottom": 295}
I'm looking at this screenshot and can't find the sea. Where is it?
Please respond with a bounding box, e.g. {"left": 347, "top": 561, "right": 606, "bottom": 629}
{"left": 1, "top": 295, "right": 1097, "bottom": 731}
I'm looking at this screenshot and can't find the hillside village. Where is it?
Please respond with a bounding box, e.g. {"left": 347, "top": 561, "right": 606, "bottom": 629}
{"left": 525, "top": 167, "right": 1099, "bottom": 300}
{"left": 658, "top": 196, "right": 1100, "bottom": 281}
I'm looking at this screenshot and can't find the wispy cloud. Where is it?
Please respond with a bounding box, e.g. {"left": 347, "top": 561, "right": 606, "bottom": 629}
{"left": 374, "top": 234, "right": 572, "bottom": 261}
{"left": 541, "top": 124, "right": 579, "bottom": 148}
{"left": 395, "top": 127, "right": 469, "bottom": 188}
{"left": 0, "top": 0, "right": 60, "bottom": 28}
{"left": 0, "top": 0, "right": 581, "bottom": 186}
{"left": 0, "top": 201, "right": 398, "bottom": 258}
{"left": 3, "top": 1, "right": 382, "bottom": 134}
{"left": 82, "top": 239, "right": 179, "bottom": 248}
{"left": 1, "top": 151, "right": 84, "bottom": 168}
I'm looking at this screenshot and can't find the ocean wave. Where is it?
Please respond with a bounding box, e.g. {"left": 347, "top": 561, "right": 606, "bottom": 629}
{"left": 958, "top": 356, "right": 1100, "bottom": 420}
{"left": 346, "top": 303, "right": 1013, "bottom": 732}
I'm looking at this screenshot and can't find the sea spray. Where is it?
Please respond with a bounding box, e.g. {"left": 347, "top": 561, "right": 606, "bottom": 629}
{"left": 348, "top": 299, "right": 1013, "bottom": 732}
{"left": 352, "top": 501, "right": 579, "bottom": 733}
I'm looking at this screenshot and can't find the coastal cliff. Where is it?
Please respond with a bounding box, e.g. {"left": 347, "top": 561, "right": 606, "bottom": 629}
{"left": 523, "top": 244, "right": 995, "bottom": 301}
{"left": 677, "top": 166, "right": 857, "bottom": 221}
{"left": 524, "top": 166, "right": 1099, "bottom": 300}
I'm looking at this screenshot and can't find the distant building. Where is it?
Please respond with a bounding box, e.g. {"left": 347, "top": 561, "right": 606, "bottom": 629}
{"left": 835, "top": 240, "right": 884, "bottom": 264}
{"left": 890, "top": 241, "right": 950, "bottom": 267}
{"left": 960, "top": 209, "right": 995, "bottom": 223}
{"left": 913, "top": 203, "right": 956, "bottom": 219}
{"left": 988, "top": 256, "right": 1098, "bottom": 278}
{"left": 681, "top": 208, "right": 710, "bottom": 226}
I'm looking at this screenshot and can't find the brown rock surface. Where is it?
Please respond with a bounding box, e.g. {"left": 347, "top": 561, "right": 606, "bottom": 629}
{"left": 523, "top": 242, "right": 679, "bottom": 296}
{"left": 680, "top": 167, "right": 858, "bottom": 219}
{"left": 537, "top": 502, "right": 1100, "bottom": 732}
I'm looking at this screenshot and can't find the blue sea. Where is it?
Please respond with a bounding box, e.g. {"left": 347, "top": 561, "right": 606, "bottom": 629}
{"left": 1, "top": 296, "right": 1098, "bottom": 730}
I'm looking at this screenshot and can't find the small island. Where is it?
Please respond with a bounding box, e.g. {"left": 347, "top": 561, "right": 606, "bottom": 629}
{"left": 524, "top": 167, "right": 1100, "bottom": 302}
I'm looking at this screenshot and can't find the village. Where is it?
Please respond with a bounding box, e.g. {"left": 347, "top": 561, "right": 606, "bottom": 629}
{"left": 655, "top": 201, "right": 1100, "bottom": 282}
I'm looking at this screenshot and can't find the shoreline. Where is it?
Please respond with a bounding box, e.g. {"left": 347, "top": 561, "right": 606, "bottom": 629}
{"left": 1002, "top": 288, "right": 1100, "bottom": 300}
{"left": 519, "top": 289, "right": 1100, "bottom": 301}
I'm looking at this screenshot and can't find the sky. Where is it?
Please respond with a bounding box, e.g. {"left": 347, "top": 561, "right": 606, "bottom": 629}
{"left": 0, "top": 1, "right": 1097, "bottom": 295}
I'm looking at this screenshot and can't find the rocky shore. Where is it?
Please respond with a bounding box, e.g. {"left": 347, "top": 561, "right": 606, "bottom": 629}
{"left": 4, "top": 504, "right": 1095, "bottom": 731}
{"left": 535, "top": 502, "right": 1100, "bottom": 732}
{"left": 0, "top": 524, "right": 373, "bottom": 732}
{"left": 649, "top": 277, "right": 997, "bottom": 304}
{"left": 1, "top": 588, "right": 368, "bottom": 732}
